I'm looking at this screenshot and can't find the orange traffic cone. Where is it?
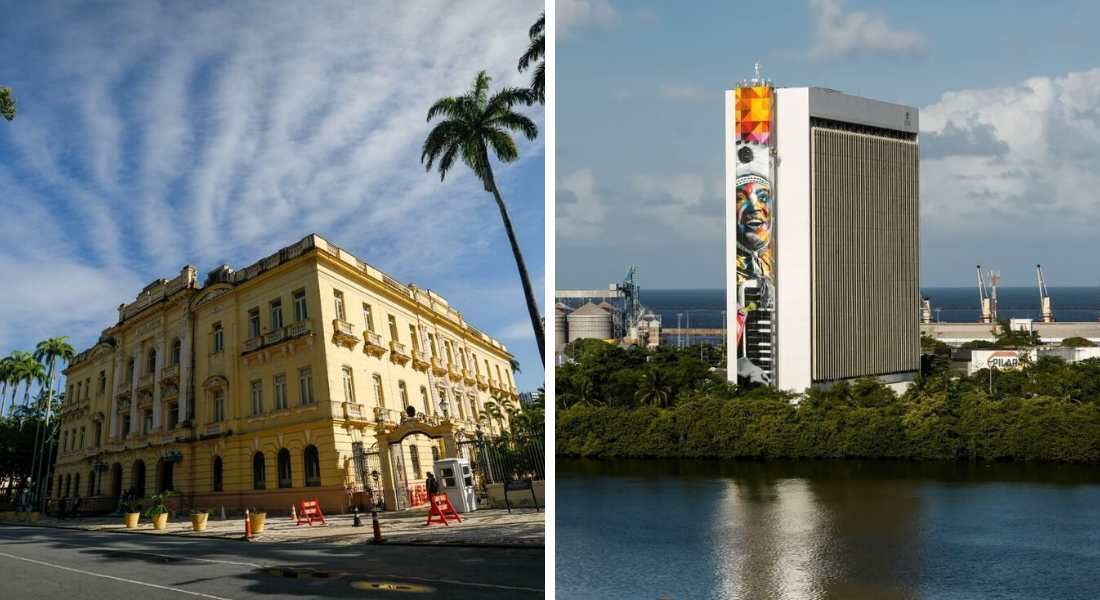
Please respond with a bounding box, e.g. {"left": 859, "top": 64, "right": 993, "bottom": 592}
{"left": 244, "top": 508, "right": 253, "bottom": 541}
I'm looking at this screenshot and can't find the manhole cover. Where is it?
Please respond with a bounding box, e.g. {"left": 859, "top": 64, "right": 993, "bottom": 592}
{"left": 349, "top": 580, "right": 435, "bottom": 593}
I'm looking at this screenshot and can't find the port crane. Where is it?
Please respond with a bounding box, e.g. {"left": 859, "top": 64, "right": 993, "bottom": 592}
{"left": 1037, "top": 264, "right": 1055, "bottom": 322}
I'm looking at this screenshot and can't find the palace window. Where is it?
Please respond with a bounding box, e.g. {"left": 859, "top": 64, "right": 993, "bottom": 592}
{"left": 146, "top": 348, "right": 157, "bottom": 374}
{"left": 342, "top": 367, "right": 355, "bottom": 403}
{"left": 298, "top": 367, "right": 314, "bottom": 405}
{"left": 293, "top": 289, "right": 308, "bottom": 321}
{"left": 420, "top": 386, "right": 431, "bottom": 415}
{"left": 398, "top": 381, "right": 409, "bottom": 409}
{"left": 410, "top": 446, "right": 421, "bottom": 478}
{"left": 212, "top": 456, "right": 223, "bottom": 492}
{"left": 143, "top": 409, "right": 153, "bottom": 434}
{"left": 277, "top": 449, "right": 292, "bottom": 489}
{"left": 334, "top": 290, "right": 346, "bottom": 321}
{"left": 362, "top": 303, "right": 375, "bottom": 332}
{"left": 270, "top": 299, "right": 283, "bottom": 330}
{"left": 409, "top": 325, "right": 420, "bottom": 351}
{"left": 445, "top": 341, "right": 454, "bottom": 365}
{"left": 253, "top": 452, "right": 266, "bottom": 490}
{"left": 372, "top": 374, "right": 385, "bottom": 408}
{"left": 250, "top": 380, "right": 263, "bottom": 416}
{"left": 212, "top": 323, "right": 224, "bottom": 353}
{"left": 304, "top": 445, "right": 321, "bottom": 487}
{"left": 98, "top": 371, "right": 106, "bottom": 395}
{"left": 274, "top": 374, "right": 287, "bottom": 410}
{"left": 248, "top": 308, "right": 261, "bottom": 338}
{"left": 212, "top": 389, "right": 225, "bottom": 422}
{"left": 79, "top": 427, "right": 85, "bottom": 449}
{"left": 171, "top": 339, "right": 181, "bottom": 366}
{"left": 428, "top": 334, "right": 438, "bottom": 358}
{"left": 387, "top": 315, "right": 399, "bottom": 341}
{"left": 127, "top": 357, "right": 135, "bottom": 382}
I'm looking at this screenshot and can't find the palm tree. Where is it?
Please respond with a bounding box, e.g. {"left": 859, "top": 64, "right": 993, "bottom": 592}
{"left": 483, "top": 401, "right": 506, "bottom": 436}
{"left": 31, "top": 337, "right": 74, "bottom": 510}
{"left": 422, "top": 71, "right": 545, "bottom": 365}
{"left": 0, "top": 354, "right": 15, "bottom": 415}
{"left": 16, "top": 353, "right": 45, "bottom": 411}
{"left": 635, "top": 369, "right": 673, "bottom": 408}
{"left": 0, "top": 87, "right": 14, "bottom": 121}
{"left": 518, "top": 13, "right": 544, "bottom": 104}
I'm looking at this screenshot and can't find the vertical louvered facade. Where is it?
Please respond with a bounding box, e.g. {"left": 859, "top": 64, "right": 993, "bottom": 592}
{"left": 811, "top": 124, "right": 919, "bottom": 381}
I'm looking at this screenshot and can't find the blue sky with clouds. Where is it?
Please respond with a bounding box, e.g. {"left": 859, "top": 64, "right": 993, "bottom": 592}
{"left": 557, "top": 0, "right": 1100, "bottom": 288}
{"left": 0, "top": 1, "right": 544, "bottom": 390}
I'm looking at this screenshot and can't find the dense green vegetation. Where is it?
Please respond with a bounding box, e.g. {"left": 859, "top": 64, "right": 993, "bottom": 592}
{"left": 556, "top": 339, "right": 1100, "bottom": 463}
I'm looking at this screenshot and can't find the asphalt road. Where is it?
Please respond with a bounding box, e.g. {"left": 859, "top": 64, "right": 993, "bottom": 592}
{"left": 0, "top": 524, "right": 543, "bottom": 599}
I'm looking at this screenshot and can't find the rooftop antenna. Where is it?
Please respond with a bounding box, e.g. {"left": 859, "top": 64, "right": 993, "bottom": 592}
{"left": 1037, "top": 264, "right": 1055, "bottom": 322}
{"left": 739, "top": 61, "right": 772, "bottom": 87}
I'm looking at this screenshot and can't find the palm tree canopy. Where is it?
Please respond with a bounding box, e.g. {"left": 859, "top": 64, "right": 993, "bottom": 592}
{"left": 34, "top": 336, "right": 75, "bottom": 365}
{"left": 421, "top": 71, "right": 537, "bottom": 191}
{"left": 517, "top": 13, "right": 545, "bottom": 103}
{"left": 0, "top": 87, "right": 15, "bottom": 121}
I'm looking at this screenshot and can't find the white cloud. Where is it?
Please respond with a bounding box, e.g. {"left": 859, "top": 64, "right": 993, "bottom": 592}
{"left": 0, "top": 1, "right": 544, "bottom": 375}
{"left": 658, "top": 83, "right": 709, "bottom": 103}
{"left": 920, "top": 68, "right": 1100, "bottom": 238}
{"left": 807, "top": 0, "right": 926, "bottom": 60}
{"left": 558, "top": 0, "right": 617, "bottom": 37}
{"left": 557, "top": 168, "right": 607, "bottom": 240}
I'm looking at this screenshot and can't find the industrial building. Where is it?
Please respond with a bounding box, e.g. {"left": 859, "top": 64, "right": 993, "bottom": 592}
{"left": 726, "top": 70, "right": 920, "bottom": 392}
{"left": 555, "top": 267, "right": 661, "bottom": 360}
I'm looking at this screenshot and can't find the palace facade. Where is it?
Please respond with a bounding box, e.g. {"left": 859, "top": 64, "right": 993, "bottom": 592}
{"left": 52, "top": 234, "right": 519, "bottom": 514}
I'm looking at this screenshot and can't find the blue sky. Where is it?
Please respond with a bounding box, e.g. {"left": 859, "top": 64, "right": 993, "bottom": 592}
{"left": 0, "top": 1, "right": 544, "bottom": 391}
{"left": 557, "top": 0, "right": 1100, "bottom": 288}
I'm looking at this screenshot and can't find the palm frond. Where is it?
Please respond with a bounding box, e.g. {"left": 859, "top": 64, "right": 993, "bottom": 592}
{"left": 485, "top": 129, "right": 519, "bottom": 163}
{"left": 486, "top": 111, "right": 538, "bottom": 140}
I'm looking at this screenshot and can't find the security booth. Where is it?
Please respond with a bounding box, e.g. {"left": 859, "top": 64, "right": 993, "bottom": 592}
{"left": 433, "top": 457, "right": 477, "bottom": 513}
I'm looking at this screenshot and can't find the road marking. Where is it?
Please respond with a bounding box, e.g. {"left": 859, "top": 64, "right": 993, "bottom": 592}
{"left": 0, "top": 551, "right": 235, "bottom": 599}
{"left": 378, "top": 574, "right": 543, "bottom": 593}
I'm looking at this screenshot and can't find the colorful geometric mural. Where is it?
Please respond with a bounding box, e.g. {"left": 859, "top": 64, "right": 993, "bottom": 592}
{"left": 733, "top": 83, "right": 775, "bottom": 385}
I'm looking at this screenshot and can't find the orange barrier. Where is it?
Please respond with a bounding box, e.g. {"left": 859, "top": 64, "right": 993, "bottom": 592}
{"left": 296, "top": 499, "right": 326, "bottom": 526}
{"left": 425, "top": 494, "right": 462, "bottom": 527}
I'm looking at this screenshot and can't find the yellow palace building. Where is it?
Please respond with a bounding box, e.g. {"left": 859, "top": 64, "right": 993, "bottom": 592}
{"left": 52, "top": 234, "right": 519, "bottom": 514}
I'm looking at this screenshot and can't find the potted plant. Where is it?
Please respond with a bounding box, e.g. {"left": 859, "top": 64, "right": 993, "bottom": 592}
{"left": 144, "top": 492, "right": 171, "bottom": 530}
{"left": 190, "top": 508, "right": 210, "bottom": 531}
{"left": 249, "top": 507, "right": 267, "bottom": 534}
{"left": 122, "top": 500, "right": 141, "bottom": 528}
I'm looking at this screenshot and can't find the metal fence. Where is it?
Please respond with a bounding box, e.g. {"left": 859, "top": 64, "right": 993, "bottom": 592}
{"left": 472, "top": 433, "right": 544, "bottom": 484}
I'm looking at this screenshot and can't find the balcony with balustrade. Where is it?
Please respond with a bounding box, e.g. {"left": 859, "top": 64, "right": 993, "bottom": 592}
{"left": 430, "top": 357, "right": 448, "bottom": 377}
{"left": 389, "top": 341, "right": 411, "bottom": 365}
{"left": 137, "top": 372, "right": 155, "bottom": 392}
{"left": 463, "top": 368, "right": 477, "bottom": 385}
{"left": 412, "top": 350, "right": 431, "bottom": 372}
{"left": 363, "top": 331, "right": 387, "bottom": 357}
{"left": 332, "top": 319, "right": 359, "bottom": 349}
{"left": 476, "top": 374, "right": 489, "bottom": 390}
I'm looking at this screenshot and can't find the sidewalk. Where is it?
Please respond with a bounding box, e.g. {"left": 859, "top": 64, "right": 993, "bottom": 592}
{"left": 0, "top": 506, "right": 544, "bottom": 548}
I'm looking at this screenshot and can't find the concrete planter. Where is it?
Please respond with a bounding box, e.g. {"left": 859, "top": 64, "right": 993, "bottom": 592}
{"left": 152, "top": 513, "right": 169, "bottom": 530}
{"left": 191, "top": 513, "right": 209, "bottom": 531}
{"left": 250, "top": 512, "right": 267, "bottom": 534}
{"left": 124, "top": 512, "right": 140, "bottom": 528}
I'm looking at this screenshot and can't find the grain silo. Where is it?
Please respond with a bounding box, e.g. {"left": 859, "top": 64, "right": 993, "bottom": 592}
{"left": 554, "top": 303, "right": 572, "bottom": 352}
{"left": 567, "top": 302, "right": 612, "bottom": 342}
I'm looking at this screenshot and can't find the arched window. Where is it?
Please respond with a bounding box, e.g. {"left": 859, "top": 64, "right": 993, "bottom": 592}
{"left": 171, "top": 338, "right": 182, "bottom": 365}
{"left": 132, "top": 460, "right": 146, "bottom": 498}
{"left": 146, "top": 348, "right": 157, "bottom": 374}
{"left": 252, "top": 452, "right": 266, "bottom": 490}
{"left": 277, "top": 448, "right": 292, "bottom": 488}
{"left": 212, "top": 457, "right": 223, "bottom": 492}
{"left": 88, "top": 471, "right": 96, "bottom": 496}
{"left": 304, "top": 445, "right": 321, "bottom": 487}
{"left": 73, "top": 474, "right": 80, "bottom": 499}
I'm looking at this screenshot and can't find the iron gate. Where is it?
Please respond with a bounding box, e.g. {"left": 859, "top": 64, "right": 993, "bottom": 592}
{"left": 351, "top": 442, "right": 384, "bottom": 509}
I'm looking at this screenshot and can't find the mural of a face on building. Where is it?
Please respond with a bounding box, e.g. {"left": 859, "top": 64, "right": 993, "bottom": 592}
{"left": 736, "top": 176, "right": 771, "bottom": 252}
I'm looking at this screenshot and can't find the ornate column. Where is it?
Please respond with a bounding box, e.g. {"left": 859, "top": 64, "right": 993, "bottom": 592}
{"left": 152, "top": 333, "right": 165, "bottom": 430}
{"left": 129, "top": 349, "right": 141, "bottom": 435}
{"left": 179, "top": 315, "right": 193, "bottom": 424}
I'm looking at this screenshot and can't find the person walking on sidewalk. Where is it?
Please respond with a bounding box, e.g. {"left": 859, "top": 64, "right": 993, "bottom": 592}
{"left": 426, "top": 472, "right": 439, "bottom": 498}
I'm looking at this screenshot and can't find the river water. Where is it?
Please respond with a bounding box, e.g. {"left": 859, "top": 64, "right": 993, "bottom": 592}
{"left": 557, "top": 459, "right": 1100, "bottom": 599}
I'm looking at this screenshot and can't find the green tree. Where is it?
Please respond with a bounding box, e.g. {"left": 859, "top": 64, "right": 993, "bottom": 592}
{"left": 0, "top": 87, "right": 14, "bottom": 121}
{"left": 421, "top": 71, "right": 544, "bottom": 364}
{"left": 31, "top": 337, "right": 74, "bottom": 510}
{"left": 1062, "top": 336, "right": 1095, "bottom": 348}
{"left": 634, "top": 368, "right": 672, "bottom": 408}
{"left": 0, "top": 354, "right": 16, "bottom": 415}
{"left": 517, "top": 13, "right": 544, "bottom": 103}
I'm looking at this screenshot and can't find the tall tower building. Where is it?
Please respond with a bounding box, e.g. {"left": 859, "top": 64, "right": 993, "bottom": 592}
{"left": 726, "top": 79, "right": 920, "bottom": 393}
